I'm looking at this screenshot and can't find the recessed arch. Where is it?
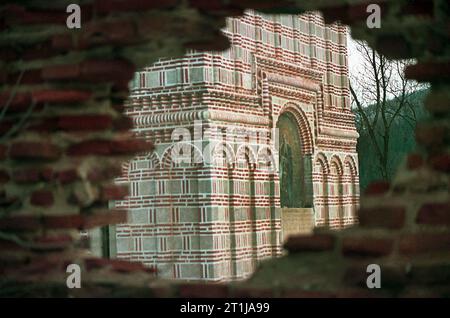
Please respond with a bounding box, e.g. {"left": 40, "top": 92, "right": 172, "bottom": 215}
{"left": 212, "top": 142, "right": 236, "bottom": 167}
{"left": 314, "top": 152, "right": 330, "bottom": 175}
{"left": 343, "top": 154, "right": 359, "bottom": 225}
{"left": 328, "top": 155, "right": 345, "bottom": 229}
{"left": 160, "top": 143, "right": 203, "bottom": 168}
{"left": 330, "top": 155, "right": 344, "bottom": 176}
{"left": 343, "top": 155, "right": 358, "bottom": 176}
{"left": 276, "top": 108, "right": 314, "bottom": 208}
{"left": 236, "top": 145, "right": 257, "bottom": 166}
{"left": 144, "top": 152, "right": 161, "bottom": 169}
{"left": 257, "top": 146, "right": 278, "bottom": 172}
{"left": 278, "top": 102, "right": 314, "bottom": 155}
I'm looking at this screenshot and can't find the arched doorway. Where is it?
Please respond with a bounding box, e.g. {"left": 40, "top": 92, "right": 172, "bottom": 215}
{"left": 276, "top": 111, "right": 312, "bottom": 208}
{"left": 276, "top": 110, "right": 314, "bottom": 239}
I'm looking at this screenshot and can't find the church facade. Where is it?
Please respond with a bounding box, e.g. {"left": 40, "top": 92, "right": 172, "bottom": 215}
{"left": 113, "top": 11, "right": 360, "bottom": 281}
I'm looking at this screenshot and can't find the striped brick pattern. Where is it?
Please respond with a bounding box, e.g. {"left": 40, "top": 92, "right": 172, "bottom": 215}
{"left": 115, "top": 11, "right": 359, "bottom": 281}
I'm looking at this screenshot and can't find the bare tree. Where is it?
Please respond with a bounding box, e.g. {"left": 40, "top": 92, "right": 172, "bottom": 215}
{"left": 349, "top": 40, "right": 424, "bottom": 180}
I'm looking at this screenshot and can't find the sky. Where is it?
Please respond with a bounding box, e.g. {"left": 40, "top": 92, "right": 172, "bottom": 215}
{"left": 347, "top": 34, "right": 365, "bottom": 76}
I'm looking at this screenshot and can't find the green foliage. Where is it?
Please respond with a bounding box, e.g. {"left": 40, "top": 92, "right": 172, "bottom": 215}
{"left": 356, "top": 89, "right": 429, "bottom": 191}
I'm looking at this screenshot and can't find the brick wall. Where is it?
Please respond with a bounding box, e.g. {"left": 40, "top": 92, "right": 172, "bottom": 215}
{"left": 115, "top": 10, "right": 359, "bottom": 281}
{"left": 0, "top": 0, "right": 448, "bottom": 297}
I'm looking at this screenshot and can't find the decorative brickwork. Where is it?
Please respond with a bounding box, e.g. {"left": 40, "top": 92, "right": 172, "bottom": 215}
{"left": 115, "top": 10, "right": 359, "bottom": 281}
{"left": 0, "top": 0, "right": 448, "bottom": 297}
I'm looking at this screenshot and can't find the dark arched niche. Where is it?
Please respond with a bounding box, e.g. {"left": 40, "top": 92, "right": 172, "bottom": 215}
{"left": 276, "top": 112, "right": 313, "bottom": 208}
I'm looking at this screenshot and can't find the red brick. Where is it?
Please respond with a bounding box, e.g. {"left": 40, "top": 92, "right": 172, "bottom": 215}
{"left": 51, "top": 34, "right": 74, "bottom": 50}
{"left": 0, "top": 121, "right": 13, "bottom": 135}
{"left": 15, "top": 10, "right": 68, "bottom": 25}
{"left": 79, "top": 210, "right": 127, "bottom": 229}
{"left": 42, "top": 63, "right": 80, "bottom": 81}
{"left": 0, "top": 91, "right": 32, "bottom": 112}
{"left": 406, "top": 153, "right": 424, "bottom": 170}
{"left": 0, "top": 145, "right": 6, "bottom": 160}
{"left": 0, "top": 239, "right": 26, "bottom": 251}
{"left": 337, "top": 289, "right": 379, "bottom": 298}
{"left": 113, "top": 116, "right": 134, "bottom": 131}
{"left": 100, "top": 185, "right": 129, "bottom": 201}
{"left": 84, "top": 257, "right": 149, "bottom": 273}
{"left": 67, "top": 140, "right": 112, "bottom": 156}
{"left": 135, "top": 15, "right": 166, "bottom": 37}
{"left": 13, "top": 169, "right": 41, "bottom": 183}
{"left": 404, "top": 0, "right": 434, "bottom": 17}
{"left": 178, "top": 283, "right": 229, "bottom": 298}
{"left": 358, "top": 206, "right": 405, "bottom": 229}
{"left": 9, "top": 142, "right": 61, "bottom": 160}
{"left": 43, "top": 210, "right": 127, "bottom": 230}
{"left": 0, "top": 212, "right": 124, "bottom": 231}
{"left": 416, "top": 202, "right": 450, "bottom": 226}
{"left": 8, "top": 4, "right": 93, "bottom": 28}
{"left": 42, "top": 59, "right": 135, "bottom": 83}
{"left": 31, "top": 235, "right": 73, "bottom": 251}
{"left": 79, "top": 20, "right": 137, "bottom": 48}
{"left": 184, "top": 32, "right": 231, "bottom": 52}
{"left": 56, "top": 169, "right": 79, "bottom": 184}
{"left": 230, "top": 287, "right": 274, "bottom": 298}
{"left": 111, "top": 139, "right": 155, "bottom": 155}
{"left": 321, "top": 2, "right": 388, "bottom": 25}
{"left": 109, "top": 259, "right": 148, "bottom": 273}
{"left": 0, "top": 170, "right": 10, "bottom": 183}
{"left": 8, "top": 69, "right": 43, "bottom": 85}
{"left": 189, "top": 0, "right": 227, "bottom": 11}
{"left": 10, "top": 168, "right": 53, "bottom": 183}
{"left": 416, "top": 123, "right": 446, "bottom": 148}
{"left": 32, "top": 89, "right": 92, "bottom": 104}
{"left": 0, "top": 195, "right": 19, "bottom": 209}
{"left": 409, "top": 263, "right": 450, "bottom": 286}
{"left": 284, "top": 234, "right": 336, "bottom": 253}
{"left": 405, "top": 62, "right": 450, "bottom": 82}
{"left": 425, "top": 89, "right": 449, "bottom": 115}
{"left": 399, "top": 233, "right": 450, "bottom": 255}
{"left": 281, "top": 289, "right": 336, "bottom": 298}
{"left": 22, "top": 41, "right": 60, "bottom": 61}
{"left": 342, "top": 237, "right": 394, "bottom": 258}
{"left": 364, "top": 181, "right": 391, "bottom": 195}
{"left": 27, "top": 118, "right": 59, "bottom": 132}
{"left": 229, "top": 0, "right": 294, "bottom": 10}
{"left": 148, "top": 286, "right": 174, "bottom": 298}
{"left": 343, "top": 264, "right": 407, "bottom": 289}
{"left": 13, "top": 258, "right": 62, "bottom": 276}
{"left": 111, "top": 102, "right": 125, "bottom": 112}
{"left": 0, "top": 48, "right": 17, "bottom": 62}
{"left": 40, "top": 168, "right": 54, "bottom": 181}
{"left": 77, "top": 235, "right": 91, "bottom": 250}
{"left": 87, "top": 164, "right": 122, "bottom": 182}
{"left": 57, "top": 114, "right": 113, "bottom": 131}
{"left": 428, "top": 153, "right": 450, "bottom": 173}
{"left": 0, "top": 215, "right": 41, "bottom": 230}
{"left": 80, "top": 59, "right": 135, "bottom": 83}
{"left": 30, "top": 190, "right": 54, "bottom": 207}
{"left": 95, "top": 0, "right": 178, "bottom": 13}
{"left": 376, "top": 34, "right": 411, "bottom": 59}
